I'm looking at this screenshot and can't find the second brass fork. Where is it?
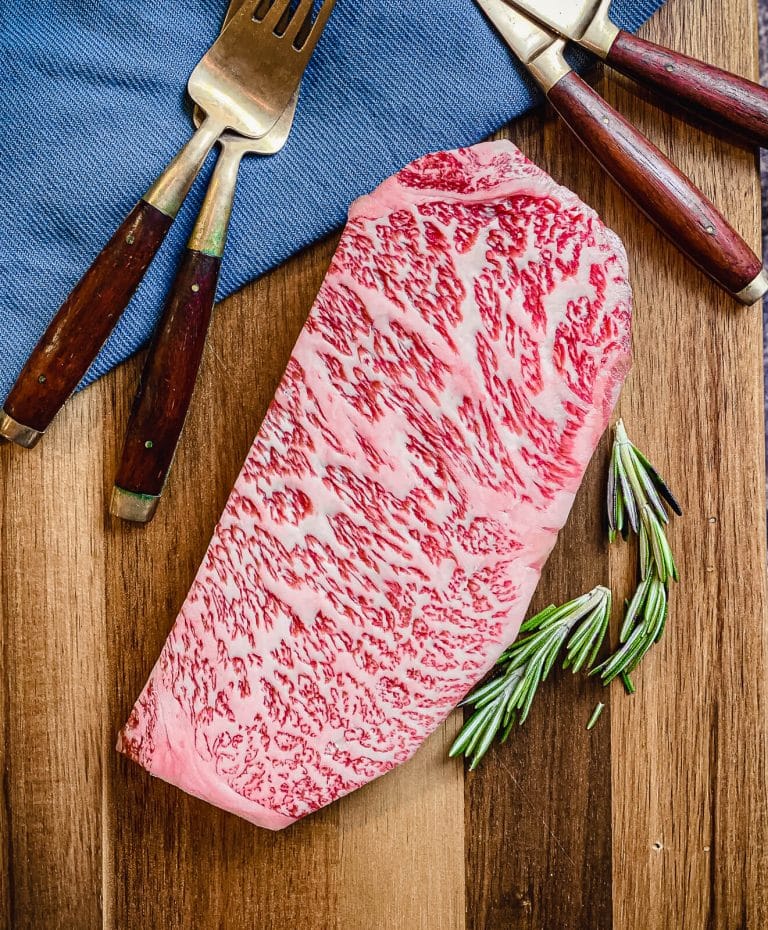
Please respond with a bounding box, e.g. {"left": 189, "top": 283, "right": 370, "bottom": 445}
{"left": 110, "top": 0, "right": 306, "bottom": 523}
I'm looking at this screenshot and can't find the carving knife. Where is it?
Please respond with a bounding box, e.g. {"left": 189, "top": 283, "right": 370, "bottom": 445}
{"left": 474, "top": 0, "right": 768, "bottom": 304}
{"left": 502, "top": 0, "right": 768, "bottom": 148}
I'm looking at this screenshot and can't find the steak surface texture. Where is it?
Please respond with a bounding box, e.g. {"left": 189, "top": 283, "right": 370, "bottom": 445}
{"left": 119, "top": 141, "right": 632, "bottom": 829}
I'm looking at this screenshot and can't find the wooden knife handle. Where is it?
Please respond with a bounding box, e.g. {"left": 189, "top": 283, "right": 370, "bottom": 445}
{"left": 547, "top": 71, "right": 767, "bottom": 303}
{"left": 607, "top": 30, "right": 768, "bottom": 149}
{"left": 0, "top": 200, "right": 173, "bottom": 446}
{"left": 111, "top": 249, "right": 220, "bottom": 523}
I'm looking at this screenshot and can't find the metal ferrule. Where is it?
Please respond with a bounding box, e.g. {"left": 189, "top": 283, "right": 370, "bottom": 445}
{"left": 110, "top": 486, "right": 161, "bottom": 523}
{"left": 735, "top": 269, "right": 768, "bottom": 306}
{"left": 0, "top": 409, "right": 44, "bottom": 448}
{"left": 187, "top": 142, "right": 243, "bottom": 257}
{"left": 528, "top": 39, "right": 571, "bottom": 94}
{"left": 579, "top": 0, "right": 621, "bottom": 58}
{"left": 143, "top": 116, "right": 225, "bottom": 218}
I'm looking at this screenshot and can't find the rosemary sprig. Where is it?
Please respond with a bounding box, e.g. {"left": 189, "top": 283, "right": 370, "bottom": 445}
{"left": 449, "top": 587, "right": 612, "bottom": 770}
{"left": 449, "top": 421, "right": 682, "bottom": 770}
{"left": 594, "top": 420, "right": 681, "bottom": 685}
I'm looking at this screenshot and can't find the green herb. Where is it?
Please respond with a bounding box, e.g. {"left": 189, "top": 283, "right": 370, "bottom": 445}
{"left": 620, "top": 671, "right": 635, "bottom": 695}
{"left": 586, "top": 702, "right": 605, "bottom": 730}
{"left": 449, "top": 587, "right": 611, "bottom": 770}
{"left": 449, "top": 421, "right": 681, "bottom": 770}
{"left": 593, "top": 420, "right": 681, "bottom": 686}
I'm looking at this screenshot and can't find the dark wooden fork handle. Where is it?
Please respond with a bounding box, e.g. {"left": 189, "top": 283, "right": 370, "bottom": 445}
{"left": 0, "top": 200, "right": 172, "bottom": 446}
{"left": 0, "top": 118, "right": 223, "bottom": 448}
{"left": 110, "top": 249, "right": 220, "bottom": 523}
{"left": 547, "top": 71, "right": 767, "bottom": 303}
{"left": 607, "top": 31, "right": 768, "bottom": 149}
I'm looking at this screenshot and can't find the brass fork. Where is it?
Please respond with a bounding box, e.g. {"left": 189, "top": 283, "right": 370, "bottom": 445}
{"left": 110, "top": 0, "right": 303, "bottom": 523}
{"left": 0, "top": 0, "right": 336, "bottom": 448}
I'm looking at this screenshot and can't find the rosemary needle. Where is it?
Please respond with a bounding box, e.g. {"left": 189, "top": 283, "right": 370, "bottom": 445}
{"left": 448, "top": 422, "right": 681, "bottom": 770}
{"left": 587, "top": 702, "right": 605, "bottom": 730}
{"left": 620, "top": 671, "right": 635, "bottom": 695}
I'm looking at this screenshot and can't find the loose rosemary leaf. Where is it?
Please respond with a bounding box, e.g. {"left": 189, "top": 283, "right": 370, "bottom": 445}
{"left": 587, "top": 702, "right": 605, "bottom": 730}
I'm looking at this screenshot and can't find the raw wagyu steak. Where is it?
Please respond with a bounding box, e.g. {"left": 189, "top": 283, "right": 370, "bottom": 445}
{"left": 118, "top": 140, "right": 632, "bottom": 829}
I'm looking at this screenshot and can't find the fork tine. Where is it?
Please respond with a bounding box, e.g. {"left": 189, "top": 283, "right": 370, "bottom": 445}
{"left": 252, "top": 0, "right": 272, "bottom": 19}
{"left": 275, "top": 1, "right": 296, "bottom": 34}
{"left": 261, "top": 0, "right": 293, "bottom": 30}
{"left": 287, "top": 0, "right": 336, "bottom": 51}
{"left": 282, "top": 0, "right": 314, "bottom": 44}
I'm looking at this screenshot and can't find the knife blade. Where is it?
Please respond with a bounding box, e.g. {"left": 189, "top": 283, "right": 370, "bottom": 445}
{"left": 474, "top": 0, "right": 571, "bottom": 91}
{"left": 475, "top": 0, "right": 768, "bottom": 304}
{"left": 502, "top": 0, "right": 768, "bottom": 148}
{"left": 492, "top": 0, "right": 613, "bottom": 52}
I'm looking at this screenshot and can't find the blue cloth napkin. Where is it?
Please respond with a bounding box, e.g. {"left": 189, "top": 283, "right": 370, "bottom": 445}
{"left": 0, "top": 0, "right": 665, "bottom": 400}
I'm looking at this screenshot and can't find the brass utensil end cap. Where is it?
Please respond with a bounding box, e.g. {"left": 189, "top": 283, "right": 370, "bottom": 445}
{"left": 0, "top": 410, "right": 44, "bottom": 447}
{"left": 110, "top": 486, "right": 160, "bottom": 524}
{"left": 736, "top": 269, "right": 768, "bottom": 306}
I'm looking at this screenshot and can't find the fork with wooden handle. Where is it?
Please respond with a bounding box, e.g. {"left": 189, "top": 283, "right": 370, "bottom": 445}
{"left": 110, "top": 101, "right": 298, "bottom": 523}
{"left": 109, "top": 0, "right": 302, "bottom": 523}
{"left": 0, "top": 0, "right": 335, "bottom": 449}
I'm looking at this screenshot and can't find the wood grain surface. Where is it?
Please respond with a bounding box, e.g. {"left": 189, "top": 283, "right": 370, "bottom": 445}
{"left": 607, "top": 29, "right": 768, "bottom": 149}
{"left": 1, "top": 0, "right": 767, "bottom": 927}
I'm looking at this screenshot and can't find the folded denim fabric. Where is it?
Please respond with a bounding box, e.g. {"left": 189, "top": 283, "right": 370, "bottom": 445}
{"left": 0, "top": 0, "right": 663, "bottom": 400}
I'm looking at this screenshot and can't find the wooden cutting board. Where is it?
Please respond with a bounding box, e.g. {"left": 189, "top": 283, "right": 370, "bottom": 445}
{"left": 1, "top": 0, "right": 766, "bottom": 926}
